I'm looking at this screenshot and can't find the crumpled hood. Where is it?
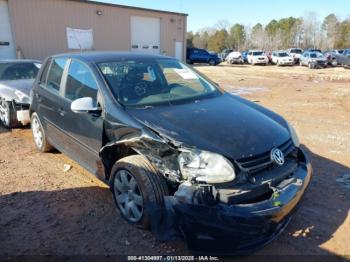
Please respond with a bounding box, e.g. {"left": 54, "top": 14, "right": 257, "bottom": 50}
{"left": 0, "top": 79, "right": 34, "bottom": 96}
{"left": 126, "top": 93, "right": 290, "bottom": 160}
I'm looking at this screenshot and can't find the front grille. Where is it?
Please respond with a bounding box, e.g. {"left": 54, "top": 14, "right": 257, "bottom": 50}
{"left": 236, "top": 139, "right": 295, "bottom": 174}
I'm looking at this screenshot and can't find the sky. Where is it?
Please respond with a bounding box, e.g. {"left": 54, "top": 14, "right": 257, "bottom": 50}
{"left": 92, "top": 0, "right": 350, "bottom": 32}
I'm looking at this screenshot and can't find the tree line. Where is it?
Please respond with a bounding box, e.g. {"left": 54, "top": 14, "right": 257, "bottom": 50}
{"left": 186, "top": 13, "right": 350, "bottom": 53}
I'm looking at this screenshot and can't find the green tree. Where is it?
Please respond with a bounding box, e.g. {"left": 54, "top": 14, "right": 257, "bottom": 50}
{"left": 207, "top": 29, "right": 228, "bottom": 53}
{"left": 335, "top": 19, "right": 350, "bottom": 48}
{"left": 227, "top": 24, "right": 246, "bottom": 50}
{"left": 322, "top": 14, "right": 340, "bottom": 49}
{"left": 186, "top": 31, "right": 194, "bottom": 48}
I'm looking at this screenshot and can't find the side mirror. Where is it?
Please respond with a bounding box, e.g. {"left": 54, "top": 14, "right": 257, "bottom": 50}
{"left": 71, "top": 97, "right": 101, "bottom": 114}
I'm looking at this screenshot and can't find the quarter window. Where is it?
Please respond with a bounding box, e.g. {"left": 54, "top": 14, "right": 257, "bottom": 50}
{"left": 46, "top": 58, "right": 67, "bottom": 93}
{"left": 64, "top": 60, "right": 98, "bottom": 101}
{"left": 39, "top": 58, "right": 52, "bottom": 85}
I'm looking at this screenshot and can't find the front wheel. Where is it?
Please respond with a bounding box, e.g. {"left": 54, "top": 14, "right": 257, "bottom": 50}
{"left": 331, "top": 59, "right": 338, "bottom": 67}
{"left": 0, "top": 99, "right": 19, "bottom": 128}
{"left": 110, "top": 155, "right": 169, "bottom": 229}
{"left": 31, "top": 112, "right": 53, "bottom": 152}
{"left": 208, "top": 59, "right": 216, "bottom": 66}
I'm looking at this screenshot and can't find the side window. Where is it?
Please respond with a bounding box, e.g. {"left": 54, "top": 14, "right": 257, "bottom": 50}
{"left": 46, "top": 58, "right": 67, "bottom": 93}
{"left": 64, "top": 60, "right": 98, "bottom": 101}
{"left": 39, "top": 58, "right": 52, "bottom": 85}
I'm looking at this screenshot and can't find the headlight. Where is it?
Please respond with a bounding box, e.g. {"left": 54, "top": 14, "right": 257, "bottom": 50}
{"left": 178, "top": 149, "right": 236, "bottom": 184}
{"left": 287, "top": 122, "right": 300, "bottom": 147}
{"left": 14, "top": 90, "right": 30, "bottom": 103}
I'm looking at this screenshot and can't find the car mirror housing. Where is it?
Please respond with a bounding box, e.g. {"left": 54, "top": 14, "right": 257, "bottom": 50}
{"left": 71, "top": 97, "right": 101, "bottom": 114}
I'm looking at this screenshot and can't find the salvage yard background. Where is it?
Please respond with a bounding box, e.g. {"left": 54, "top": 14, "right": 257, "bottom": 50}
{"left": 0, "top": 64, "right": 349, "bottom": 259}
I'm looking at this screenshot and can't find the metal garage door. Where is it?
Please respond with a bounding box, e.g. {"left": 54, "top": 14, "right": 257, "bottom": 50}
{"left": 131, "top": 16, "right": 160, "bottom": 55}
{"left": 0, "top": 0, "right": 16, "bottom": 59}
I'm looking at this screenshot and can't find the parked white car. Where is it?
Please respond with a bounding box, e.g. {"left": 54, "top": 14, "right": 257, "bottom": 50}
{"left": 287, "top": 48, "right": 303, "bottom": 63}
{"left": 271, "top": 51, "right": 294, "bottom": 66}
{"left": 225, "top": 51, "right": 244, "bottom": 64}
{"left": 247, "top": 50, "right": 268, "bottom": 65}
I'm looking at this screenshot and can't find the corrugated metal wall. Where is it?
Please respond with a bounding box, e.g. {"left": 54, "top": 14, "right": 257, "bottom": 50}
{"left": 7, "top": 0, "right": 186, "bottom": 60}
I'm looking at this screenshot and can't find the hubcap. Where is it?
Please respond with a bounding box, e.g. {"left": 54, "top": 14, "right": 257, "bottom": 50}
{"left": 0, "top": 100, "right": 9, "bottom": 126}
{"left": 114, "top": 170, "right": 143, "bottom": 223}
{"left": 32, "top": 118, "right": 43, "bottom": 149}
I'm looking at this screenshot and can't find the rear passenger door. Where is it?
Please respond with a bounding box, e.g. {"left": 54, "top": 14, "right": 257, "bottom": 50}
{"left": 35, "top": 57, "right": 68, "bottom": 145}
{"left": 57, "top": 59, "right": 104, "bottom": 176}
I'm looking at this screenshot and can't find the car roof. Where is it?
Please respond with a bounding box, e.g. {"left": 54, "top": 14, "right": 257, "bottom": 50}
{"left": 51, "top": 51, "right": 175, "bottom": 63}
{"left": 0, "top": 59, "right": 41, "bottom": 64}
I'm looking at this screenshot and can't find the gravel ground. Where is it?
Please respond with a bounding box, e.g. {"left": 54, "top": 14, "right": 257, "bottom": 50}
{"left": 0, "top": 64, "right": 349, "bottom": 260}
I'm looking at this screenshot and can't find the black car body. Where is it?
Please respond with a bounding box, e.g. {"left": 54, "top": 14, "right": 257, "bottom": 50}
{"left": 186, "top": 48, "right": 221, "bottom": 66}
{"left": 30, "top": 52, "right": 312, "bottom": 254}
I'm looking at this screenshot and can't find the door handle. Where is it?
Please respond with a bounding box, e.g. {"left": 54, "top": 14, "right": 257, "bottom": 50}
{"left": 35, "top": 93, "right": 42, "bottom": 102}
{"left": 58, "top": 107, "right": 65, "bottom": 117}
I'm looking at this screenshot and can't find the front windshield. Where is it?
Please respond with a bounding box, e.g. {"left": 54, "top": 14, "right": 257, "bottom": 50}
{"left": 310, "top": 52, "right": 324, "bottom": 58}
{"left": 278, "top": 52, "right": 289, "bottom": 57}
{"left": 291, "top": 49, "right": 302, "bottom": 54}
{"left": 253, "top": 52, "right": 264, "bottom": 56}
{"left": 0, "top": 62, "right": 41, "bottom": 81}
{"left": 98, "top": 59, "right": 220, "bottom": 107}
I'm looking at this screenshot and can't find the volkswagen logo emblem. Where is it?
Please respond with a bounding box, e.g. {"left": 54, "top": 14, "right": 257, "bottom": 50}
{"left": 271, "top": 148, "right": 285, "bottom": 166}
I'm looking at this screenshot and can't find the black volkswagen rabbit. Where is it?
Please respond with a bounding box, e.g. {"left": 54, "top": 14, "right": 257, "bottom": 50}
{"left": 30, "top": 52, "right": 312, "bottom": 254}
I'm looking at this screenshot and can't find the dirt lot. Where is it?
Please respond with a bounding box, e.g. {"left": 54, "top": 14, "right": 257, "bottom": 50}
{"left": 0, "top": 64, "right": 349, "bottom": 260}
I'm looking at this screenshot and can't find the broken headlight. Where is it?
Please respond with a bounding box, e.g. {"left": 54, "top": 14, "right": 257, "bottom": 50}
{"left": 14, "top": 90, "right": 30, "bottom": 104}
{"left": 178, "top": 149, "right": 236, "bottom": 184}
{"left": 287, "top": 121, "right": 300, "bottom": 147}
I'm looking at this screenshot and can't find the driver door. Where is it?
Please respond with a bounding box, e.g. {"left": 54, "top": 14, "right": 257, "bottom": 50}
{"left": 56, "top": 58, "right": 104, "bottom": 177}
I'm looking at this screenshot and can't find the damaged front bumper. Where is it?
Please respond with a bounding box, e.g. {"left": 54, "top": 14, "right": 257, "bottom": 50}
{"left": 172, "top": 148, "right": 312, "bottom": 254}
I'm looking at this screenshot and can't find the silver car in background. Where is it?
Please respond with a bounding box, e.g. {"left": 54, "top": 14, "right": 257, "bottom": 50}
{"left": 299, "top": 52, "right": 327, "bottom": 69}
{"left": 0, "top": 60, "right": 41, "bottom": 128}
{"left": 225, "top": 51, "right": 244, "bottom": 64}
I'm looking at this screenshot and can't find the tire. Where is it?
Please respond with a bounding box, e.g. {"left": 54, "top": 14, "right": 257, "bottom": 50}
{"left": 31, "top": 112, "right": 53, "bottom": 152}
{"left": 208, "top": 59, "right": 216, "bottom": 66}
{"left": 331, "top": 59, "right": 338, "bottom": 67}
{"left": 110, "top": 155, "right": 169, "bottom": 229}
{"left": 299, "top": 61, "right": 303, "bottom": 66}
{"left": 308, "top": 63, "right": 313, "bottom": 69}
{"left": 0, "top": 99, "right": 19, "bottom": 128}
{"left": 186, "top": 59, "right": 193, "bottom": 64}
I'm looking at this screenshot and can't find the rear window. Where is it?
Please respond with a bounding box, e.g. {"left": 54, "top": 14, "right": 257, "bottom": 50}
{"left": 46, "top": 58, "right": 67, "bottom": 93}
{"left": 0, "top": 62, "right": 41, "bottom": 81}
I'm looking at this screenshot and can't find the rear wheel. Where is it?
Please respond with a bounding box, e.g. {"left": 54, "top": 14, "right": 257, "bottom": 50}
{"left": 31, "top": 112, "right": 53, "bottom": 152}
{"left": 110, "top": 155, "right": 169, "bottom": 229}
{"left": 331, "top": 59, "right": 338, "bottom": 67}
{"left": 0, "top": 99, "right": 19, "bottom": 128}
{"left": 208, "top": 59, "right": 216, "bottom": 66}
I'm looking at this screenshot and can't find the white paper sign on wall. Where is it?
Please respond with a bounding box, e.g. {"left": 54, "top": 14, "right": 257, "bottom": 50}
{"left": 66, "top": 27, "right": 94, "bottom": 50}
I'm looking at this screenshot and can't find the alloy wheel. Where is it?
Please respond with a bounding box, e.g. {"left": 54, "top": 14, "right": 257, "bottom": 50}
{"left": 114, "top": 169, "right": 144, "bottom": 223}
{"left": 0, "top": 100, "right": 10, "bottom": 126}
{"left": 32, "top": 117, "right": 43, "bottom": 149}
